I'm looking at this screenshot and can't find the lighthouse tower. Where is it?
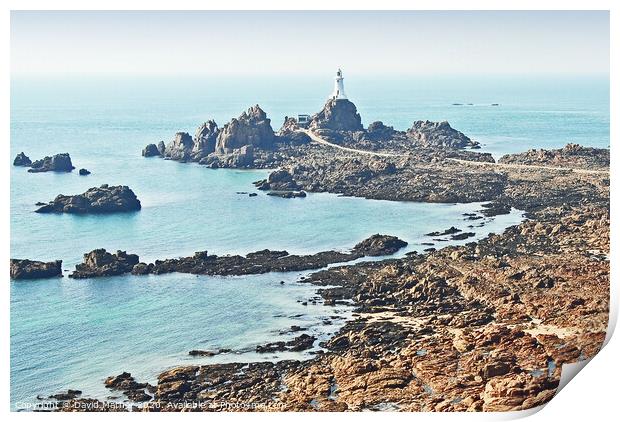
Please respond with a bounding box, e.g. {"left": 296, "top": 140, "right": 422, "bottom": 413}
{"left": 331, "top": 68, "right": 348, "bottom": 100}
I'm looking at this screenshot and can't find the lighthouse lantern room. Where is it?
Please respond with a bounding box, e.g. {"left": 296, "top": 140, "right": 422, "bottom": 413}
{"left": 331, "top": 68, "right": 348, "bottom": 100}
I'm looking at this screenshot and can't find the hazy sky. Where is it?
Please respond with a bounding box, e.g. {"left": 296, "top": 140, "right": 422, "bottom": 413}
{"left": 11, "top": 11, "right": 609, "bottom": 76}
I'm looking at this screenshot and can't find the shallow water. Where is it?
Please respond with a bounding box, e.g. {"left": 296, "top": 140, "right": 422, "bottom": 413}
{"left": 10, "top": 75, "right": 607, "bottom": 409}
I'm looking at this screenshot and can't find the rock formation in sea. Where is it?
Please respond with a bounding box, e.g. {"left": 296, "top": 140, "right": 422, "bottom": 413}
{"left": 10, "top": 259, "right": 62, "bottom": 279}
{"left": 13, "top": 152, "right": 32, "bottom": 166}
{"left": 407, "top": 120, "right": 479, "bottom": 149}
{"left": 309, "top": 98, "right": 363, "bottom": 132}
{"left": 35, "top": 184, "right": 141, "bottom": 214}
{"left": 69, "top": 249, "right": 140, "bottom": 279}
{"left": 142, "top": 144, "right": 161, "bottom": 157}
{"left": 28, "top": 153, "right": 75, "bottom": 173}
{"left": 78, "top": 168, "right": 91, "bottom": 176}
{"left": 191, "top": 120, "right": 219, "bottom": 160}
{"left": 164, "top": 132, "right": 194, "bottom": 162}
{"left": 215, "top": 105, "right": 275, "bottom": 153}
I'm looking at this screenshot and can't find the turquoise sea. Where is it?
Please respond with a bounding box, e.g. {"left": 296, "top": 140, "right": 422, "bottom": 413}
{"left": 10, "top": 75, "right": 609, "bottom": 409}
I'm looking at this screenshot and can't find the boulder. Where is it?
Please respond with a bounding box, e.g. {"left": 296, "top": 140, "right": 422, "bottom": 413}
{"left": 70, "top": 249, "right": 139, "bottom": 278}
{"left": 35, "top": 184, "right": 141, "bottom": 214}
{"left": 309, "top": 98, "right": 363, "bottom": 132}
{"left": 407, "top": 121, "right": 477, "bottom": 149}
{"left": 13, "top": 152, "right": 32, "bottom": 166}
{"left": 164, "top": 132, "right": 194, "bottom": 161}
{"left": 10, "top": 259, "right": 62, "bottom": 279}
{"left": 190, "top": 120, "right": 219, "bottom": 160}
{"left": 142, "top": 143, "right": 161, "bottom": 157}
{"left": 352, "top": 234, "right": 408, "bottom": 256}
{"left": 215, "top": 105, "right": 275, "bottom": 153}
{"left": 78, "top": 168, "right": 91, "bottom": 176}
{"left": 28, "top": 153, "right": 75, "bottom": 173}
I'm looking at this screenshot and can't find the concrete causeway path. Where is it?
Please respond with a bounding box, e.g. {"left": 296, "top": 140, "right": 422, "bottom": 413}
{"left": 299, "top": 129, "right": 609, "bottom": 175}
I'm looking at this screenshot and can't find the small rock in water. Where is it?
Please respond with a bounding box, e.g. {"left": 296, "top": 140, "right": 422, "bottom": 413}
{"left": 13, "top": 152, "right": 32, "bottom": 166}
{"left": 79, "top": 168, "right": 91, "bottom": 176}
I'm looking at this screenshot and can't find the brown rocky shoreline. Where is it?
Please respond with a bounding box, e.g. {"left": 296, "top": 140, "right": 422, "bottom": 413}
{"left": 46, "top": 96, "right": 609, "bottom": 412}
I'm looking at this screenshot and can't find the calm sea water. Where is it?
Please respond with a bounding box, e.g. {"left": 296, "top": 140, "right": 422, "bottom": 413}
{"left": 10, "top": 75, "right": 609, "bottom": 409}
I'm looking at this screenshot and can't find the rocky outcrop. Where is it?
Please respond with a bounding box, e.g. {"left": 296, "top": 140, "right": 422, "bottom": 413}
{"left": 164, "top": 132, "right": 193, "bottom": 161}
{"left": 129, "top": 234, "right": 407, "bottom": 277}
{"left": 310, "top": 99, "right": 363, "bottom": 132}
{"left": 142, "top": 144, "right": 161, "bottom": 157}
{"left": 408, "top": 121, "right": 478, "bottom": 149}
{"left": 104, "top": 372, "right": 154, "bottom": 402}
{"left": 277, "top": 117, "right": 312, "bottom": 146}
{"left": 69, "top": 249, "right": 139, "bottom": 279}
{"left": 35, "top": 185, "right": 141, "bottom": 214}
{"left": 215, "top": 105, "right": 275, "bottom": 153}
{"left": 256, "top": 334, "right": 316, "bottom": 353}
{"left": 498, "top": 143, "right": 610, "bottom": 170}
{"left": 190, "top": 120, "right": 219, "bottom": 160}
{"left": 10, "top": 259, "right": 62, "bottom": 279}
{"left": 28, "top": 153, "right": 75, "bottom": 173}
{"left": 78, "top": 168, "right": 91, "bottom": 176}
{"left": 352, "top": 234, "right": 408, "bottom": 256}
{"left": 13, "top": 152, "right": 32, "bottom": 166}
{"left": 365, "top": 121, "right": 397, "bottom": 142}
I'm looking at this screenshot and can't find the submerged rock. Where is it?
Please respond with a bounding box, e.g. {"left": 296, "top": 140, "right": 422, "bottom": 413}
{"left": 28, "top": 153, "right": 75, "bottom": 173}
{"left": 35, "top": 184, "right": 141, "bottom": 214}
{"left": 267, "top": 190, "right": 306, "bottom": 199}
{"left": 10, "top": 259, "right": 62, "bottom": 280}
{"left": 13, "top": 152, "right": 32, "bottom": 166}
{"left": 70, "top": 249, "right": 139, "bottom": 279}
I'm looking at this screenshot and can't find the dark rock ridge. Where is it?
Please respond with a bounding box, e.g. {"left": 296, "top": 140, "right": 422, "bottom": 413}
{"left": 309, "top": 98, "right": 363, "bottom": 132}
{"left": 104, "top": 372, "right": 154, "bottom": 403}
{"left": 69, "top": 249, "right": 139, "bottom": 279}
{"left": 13, "top": 152, "right": 32, "bottom": 166}
{"left": 498, "top": 143, "right": 610, "bottom": 170}
{"left": 407, "top": 120, "right": 479, "bottom": 149}
{"left": 255, "top": 334, "right": 317, "bottom": 353}
{"left": 65, "top": 235, "right": 407, "bottom": 279}
{"left": 35, "top": 184, "right": 141, "bottom": 214}
{"left": 10, "top": 259, "right": 62, "bottom": 280}
{"left": 134, "top": 234, "right": 406, "bottom": 277}
{"left": 28, "top": 153, "right": 75, "bottom": 173}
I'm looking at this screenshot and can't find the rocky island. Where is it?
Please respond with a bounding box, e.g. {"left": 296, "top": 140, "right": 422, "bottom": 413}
{"left": 35, "top": 185, "right": 141, "bottom": 214}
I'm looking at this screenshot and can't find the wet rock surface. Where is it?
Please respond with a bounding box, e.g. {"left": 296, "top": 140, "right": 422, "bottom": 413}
{"left": 131, "top": 234, "right": 407, "bottom": 277}
{"left": 35, "top": 185, "right": 141, "bottom": 214}
{"left": 10, "top": 259, "right": 62, "bottom": 280}
{"left": 69, "top": 249, "right": 139, "bottom": 279}
{"left": 28, "top": 153, "right": 75, "bottom": 173}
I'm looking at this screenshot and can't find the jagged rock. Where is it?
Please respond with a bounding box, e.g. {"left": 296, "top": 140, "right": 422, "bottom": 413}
{"left": 215, "top": 105, "right": 275, "bottom": 153}
{"left": 408, "top": 121, "right": 478, "bottom": 149}
{"left": 157, "top": 141, "right": 166, "bottom": 156}
{"left": 310, "top": 98, "right": 363, "bottom": 132}
{"left": 13, "top": 152, "right": 32, "bottom": 166}
{"left": 191, "top": 120, "right": 219, "bottom": 160}
{"left": 10, "top": 259, "right": 62, "bottom": 280}
{"left": 365, "top": 121, "right": 396, "bottom": 141}
{"left": 35, "top": 185, "right": 141, "bottom": 214}
{"left": 164, "top": 132, "right": 193, "bottom": 161}
{"left": 142, "top": 143, "right": 161, "bottom": 157}
{"left": 28, "top": 153, "right": 75, "bottom": 173}
{"left": 277, "top": 117, "right": 312, "bottom": 145}
{"left": 78, "top": 168, "right": 91, "bottom": 176}
{"left": 70, "top": 249, "right": 139, "bottom": 279}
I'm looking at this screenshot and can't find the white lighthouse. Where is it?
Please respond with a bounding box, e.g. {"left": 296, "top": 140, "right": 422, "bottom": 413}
{"left": 331, "top": 68, "right": 348, "bottom": 100}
